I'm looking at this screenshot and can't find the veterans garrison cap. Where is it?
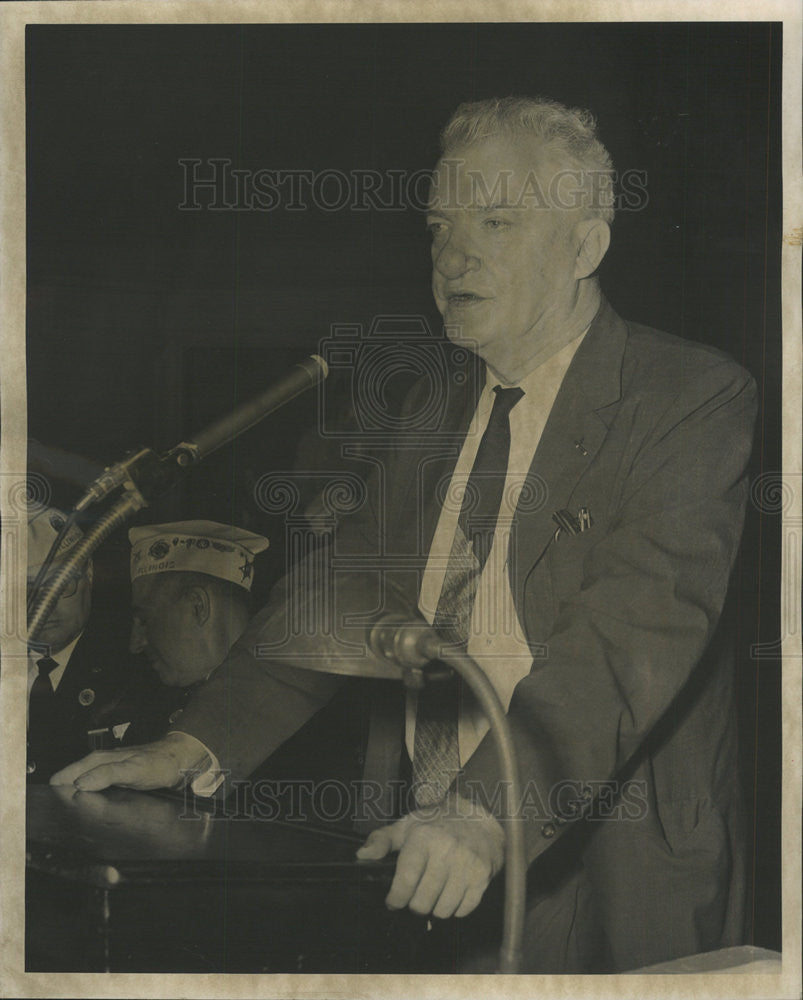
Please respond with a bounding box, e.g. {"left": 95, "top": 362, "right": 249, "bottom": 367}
{"left": 129, "top": 520, "right": 269, "bottom": 591}
{"left": 27, "top": 505, "right": 84, "bottom": 572}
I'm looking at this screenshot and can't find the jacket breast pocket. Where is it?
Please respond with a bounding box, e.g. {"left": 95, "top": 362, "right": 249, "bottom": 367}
{"left": 544, "top": 523, "right": 603, "bottom": 607}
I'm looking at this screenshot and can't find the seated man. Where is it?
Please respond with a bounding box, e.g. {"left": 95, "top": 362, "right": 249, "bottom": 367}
{"left": 121, "top": 520, "right": 269, "bottom": 743}
{"left": 26, "top": 505, "right": 161, "bottom": 780}
{"left": 124, "top": 519, "right": 366, "bottom": 809}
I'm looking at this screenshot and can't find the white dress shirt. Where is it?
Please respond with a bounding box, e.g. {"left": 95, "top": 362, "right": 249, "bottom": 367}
{"left": 408, "top": 329, "right": 588, "bottom": 765}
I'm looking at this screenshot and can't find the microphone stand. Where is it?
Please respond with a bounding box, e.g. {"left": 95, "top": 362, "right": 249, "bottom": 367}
{"left": 367, "top": 617, "right": 525, "bottom": 974}
{"left": 27, "top": 491, "right": 147, "bottom": 644}
{"left": 243, "top": 570, "right": 529, "bottom": 972}
{"left": 27, "top": 355, "right": 327, "bottom": 646}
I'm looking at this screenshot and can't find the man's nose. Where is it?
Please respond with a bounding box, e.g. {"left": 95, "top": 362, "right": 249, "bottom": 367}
{"left": 129, "top": 622, "right": 147, "bottom": 654}
{"left": 432, "top": 232, "right": 480, "bottom": 281}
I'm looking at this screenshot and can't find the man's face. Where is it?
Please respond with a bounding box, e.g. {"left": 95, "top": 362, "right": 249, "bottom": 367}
{"left": 28, "top": 567, "right": 92, "bottom": 654}
{"left": 427, "top": 134, "right": 583, "bottom": 374}
{"left": 129, "top": 576, "right": 212, "bottom": 687}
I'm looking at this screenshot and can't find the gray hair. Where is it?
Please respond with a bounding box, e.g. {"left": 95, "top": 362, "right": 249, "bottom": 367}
{"left": 440, "top": 96, "right": 615, "bottom": 223}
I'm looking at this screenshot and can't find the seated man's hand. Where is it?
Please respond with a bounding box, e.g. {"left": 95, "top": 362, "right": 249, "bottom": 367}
{"left": 49, "top": 733, "right": 212, "bottom": 792}
{"left": 356, "top": 794, "right": 505, "bottom": 919}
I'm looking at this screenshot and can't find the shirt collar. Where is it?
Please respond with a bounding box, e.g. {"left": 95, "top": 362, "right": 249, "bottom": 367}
{"left": 31, "top": 631, "right": 82, "bottom": 669}
{"left": 483, "top": 326, "right": 590, "bottom": 402}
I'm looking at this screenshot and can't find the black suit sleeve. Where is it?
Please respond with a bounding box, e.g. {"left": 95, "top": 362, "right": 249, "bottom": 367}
{"left": 173, "top": 462, "right": 386, "bottom": 788}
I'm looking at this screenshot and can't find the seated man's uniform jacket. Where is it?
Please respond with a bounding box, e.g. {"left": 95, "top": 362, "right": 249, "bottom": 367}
{"left": 175, "top": 299, "right": 758, "bottom": 972}
{"left": 27, "top": 618, "right": 184, "bottom": 782}
{"left": 121, "top": 681, "right": 194, "bottom": 747}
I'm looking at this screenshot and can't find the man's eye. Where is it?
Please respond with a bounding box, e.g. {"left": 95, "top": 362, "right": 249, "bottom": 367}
{"left": 484, "top": 217, "right": 509, "bottom": 230}
{"left": 426, "top": 221, "right": 447, "bottom": 236}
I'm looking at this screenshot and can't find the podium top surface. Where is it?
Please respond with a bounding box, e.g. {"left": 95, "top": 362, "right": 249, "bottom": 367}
{"left": 26, "top": 784, "right": 391, "bottom": 887}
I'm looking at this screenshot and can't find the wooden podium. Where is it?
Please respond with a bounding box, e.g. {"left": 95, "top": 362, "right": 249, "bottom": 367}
{"left": 25, "top": 784, "right": 443, "bottom": 973}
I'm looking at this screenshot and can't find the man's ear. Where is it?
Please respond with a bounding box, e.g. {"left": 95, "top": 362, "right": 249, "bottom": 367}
{"left": 573, "top": 218, "right": 611, "bottom": 279}
{"left": 186, "top": 586, "right": 211, "bottom": 627}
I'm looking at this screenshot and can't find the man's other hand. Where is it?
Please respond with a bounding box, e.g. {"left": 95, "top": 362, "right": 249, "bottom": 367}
{"left": 356, "top": 794, "right": 505, "bottom": 919}
{"left": 49, "top": 733, "right": 211, "bottom": 791}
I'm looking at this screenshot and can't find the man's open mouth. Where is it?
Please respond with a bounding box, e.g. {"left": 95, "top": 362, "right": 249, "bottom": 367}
{"left": 448, "top": 293, "right": 486, "bottom": 305}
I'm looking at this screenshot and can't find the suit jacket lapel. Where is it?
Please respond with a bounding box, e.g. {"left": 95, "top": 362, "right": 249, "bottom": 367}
{"left": 56, "top": 630, "right": 121, "bottom": 722}
{"left": 510, "top": 299, "right": 627, "bottom": 616}
{"left": 53, "top": 635, "right": 90, "bottom": 710}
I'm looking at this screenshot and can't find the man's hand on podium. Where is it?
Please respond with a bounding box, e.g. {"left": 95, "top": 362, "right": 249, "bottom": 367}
{"left": 49, "top": 732, "right": 213, "bottom": 791}
{"left": 356, "top": 793, "right": 505, "bottom": 919}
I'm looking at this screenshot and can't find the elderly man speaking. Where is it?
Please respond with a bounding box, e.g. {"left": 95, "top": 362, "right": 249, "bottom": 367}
{"left": 53, "top": 96, "right": 757, "bottom": 973}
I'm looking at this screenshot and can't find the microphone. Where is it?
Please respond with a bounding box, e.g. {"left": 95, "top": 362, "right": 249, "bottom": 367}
{"left": 174, "top": 354, "right": 328, "bottom": 465}
{"left": 72, "top": 355, "right": 328, "bottom": 509}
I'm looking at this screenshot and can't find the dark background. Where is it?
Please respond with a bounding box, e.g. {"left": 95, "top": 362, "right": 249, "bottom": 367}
{"left": 26, "top": 22, "right": 782, "bottom": 951}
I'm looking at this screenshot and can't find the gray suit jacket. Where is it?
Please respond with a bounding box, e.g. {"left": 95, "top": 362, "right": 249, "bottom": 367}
{"left": 177, "top": 298, "right": 757, "bottom": 971}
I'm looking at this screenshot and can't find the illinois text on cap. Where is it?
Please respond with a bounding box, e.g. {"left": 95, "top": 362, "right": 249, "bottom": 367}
{"left": 129, "top": 520, "right": 269, "bottom": 591}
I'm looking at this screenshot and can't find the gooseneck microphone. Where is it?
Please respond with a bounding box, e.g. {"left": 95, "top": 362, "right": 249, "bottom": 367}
{"left": 73, "top": 355, "right": 328, "bottom": 510}
{"left": 175, "top": 354, "right": 328, "bottom": 465}
{"left": 30, "top": 355, "right": 329, "bottom": 638}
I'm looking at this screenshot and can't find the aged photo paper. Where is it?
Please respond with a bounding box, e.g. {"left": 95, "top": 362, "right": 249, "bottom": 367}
{"left": 1, "top": 1, "right": 801, "bottom": 998}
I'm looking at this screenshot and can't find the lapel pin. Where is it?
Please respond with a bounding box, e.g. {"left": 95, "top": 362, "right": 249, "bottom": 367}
{"left": 573, "top": 439, "right": 588, "bottom": 457}
{"left": 78, "top": 688, "right": 96, "bottom": 706}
